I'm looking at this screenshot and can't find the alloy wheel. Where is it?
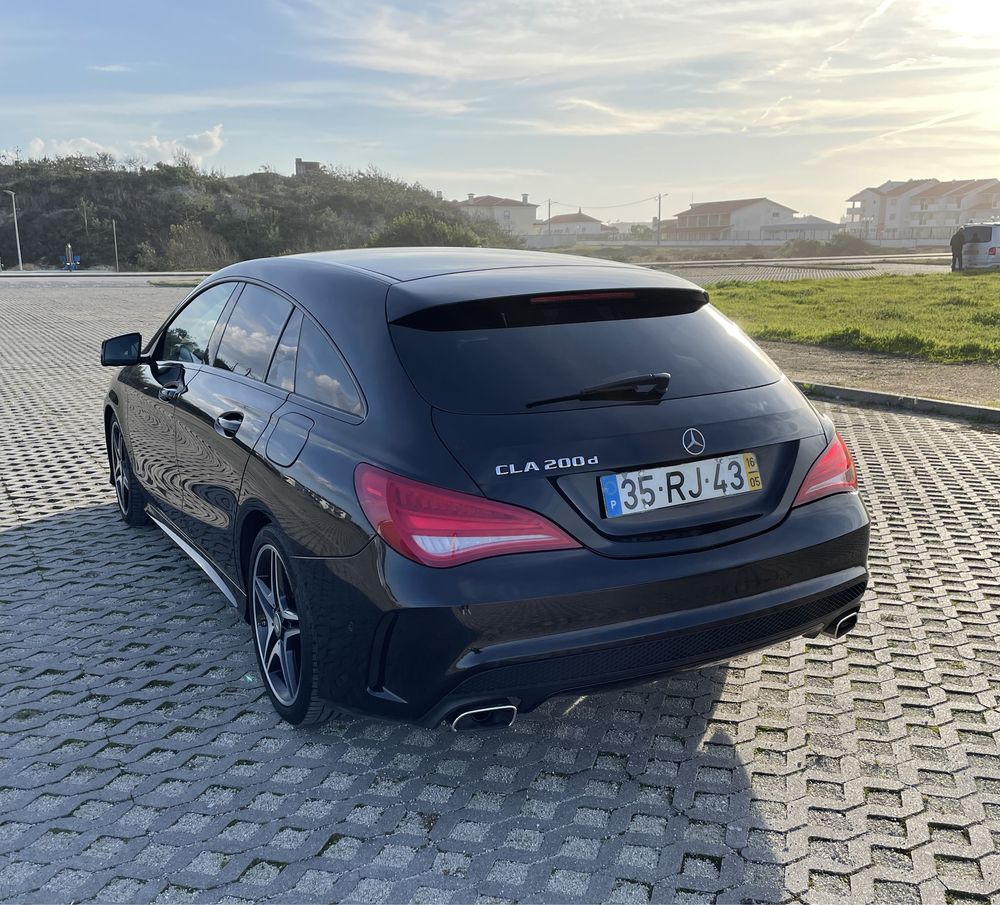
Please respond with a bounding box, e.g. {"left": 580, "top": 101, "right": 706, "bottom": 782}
{"left": 252, "top": 544, "right": 301, "bottom": 706}
{"left": 111, "top": 421, "right": 130, "bottom": 515}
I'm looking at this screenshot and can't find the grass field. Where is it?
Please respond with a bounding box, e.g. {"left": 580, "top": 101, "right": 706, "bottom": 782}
{"left": 709, "top": 272, "right": 1000, "bottom": 364}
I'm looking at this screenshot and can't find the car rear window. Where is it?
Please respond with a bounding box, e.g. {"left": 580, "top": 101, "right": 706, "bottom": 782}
{"left": 964, "top": 225, "right": 995, "bottom": 244}
{"left": 389, "top": 290, "right": 781, "bottom": 414}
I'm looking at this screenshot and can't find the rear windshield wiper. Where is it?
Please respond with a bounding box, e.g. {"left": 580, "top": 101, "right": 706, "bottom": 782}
{"left": 526, "top": 372, "right": 670, "bottom": 409}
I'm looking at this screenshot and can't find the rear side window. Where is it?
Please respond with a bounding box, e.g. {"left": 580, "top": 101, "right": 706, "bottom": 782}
{"left": 294, "top": 318, "right": 363, "bottom": 415}
{"left": 161, "top": 282, "right": 235, "bottom": 364}
{"left": 389, "top": 289, "right": 781, "bottom": 414}
{"left": 267, "top": 310, "right": 303, "bottom": 392}
{"left": 214, "top": 284, "right": 292, "bottom": 381}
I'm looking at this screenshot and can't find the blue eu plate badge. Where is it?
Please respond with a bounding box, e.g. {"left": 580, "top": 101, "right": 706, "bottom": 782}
{"left": 600, "top": 475, "right": 622, "bottom": 517}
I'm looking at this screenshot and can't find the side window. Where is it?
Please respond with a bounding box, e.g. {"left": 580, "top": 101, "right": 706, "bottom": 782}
{"left": 162, "top": 283, "right": 236, "bottom": 364}
{"left": 294, "top": 318, "right": 363, "bottom": 415}
{"left": 266, "top": 309, "right": 302, "bottom": 391}
{"left": 213, "top": 284, "right": 292, "bottom": 381}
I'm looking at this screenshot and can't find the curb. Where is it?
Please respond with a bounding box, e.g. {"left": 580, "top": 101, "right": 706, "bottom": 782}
{"left": 796, "top": 381, "right": 1000, "bottom": 424}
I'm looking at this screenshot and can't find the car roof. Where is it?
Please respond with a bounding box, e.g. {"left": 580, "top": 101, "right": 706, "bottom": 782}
{"left": 208, "top": 248, "right": 704, "bottom": 320}
{"left": 281, "top": 247, "right": 638, "bottom": 282}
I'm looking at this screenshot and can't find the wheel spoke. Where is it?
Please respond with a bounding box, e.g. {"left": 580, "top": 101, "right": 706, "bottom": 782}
{"left": 274, "top": 563, "right": 297, "bottom": 622}
{"left": 281, "top": 640, "right": 298, "bottom": 696}
{"left": 264, "top": 628, "right": 282, "bottom": 675}
{"left": 254, "top": 574, "right": 276, "bottom": 618}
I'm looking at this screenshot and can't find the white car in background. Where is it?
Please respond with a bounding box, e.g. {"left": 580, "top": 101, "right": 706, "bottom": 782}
{"left": 962, "top": 222, "right": 1000, "bottom": 270}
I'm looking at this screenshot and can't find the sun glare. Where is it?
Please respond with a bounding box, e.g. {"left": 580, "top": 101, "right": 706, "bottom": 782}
{"left": 923, "top": 0, "right": 1000, "bottom": 38}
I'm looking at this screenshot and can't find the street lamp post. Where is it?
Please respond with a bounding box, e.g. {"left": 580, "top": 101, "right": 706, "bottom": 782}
{"left": 2, "top": 190, "right": 23, "bottom": 270}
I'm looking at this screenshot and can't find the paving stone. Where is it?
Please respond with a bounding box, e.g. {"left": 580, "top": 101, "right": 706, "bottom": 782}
{"left": 0, "top": 277, "right": 998, "bottom": 903}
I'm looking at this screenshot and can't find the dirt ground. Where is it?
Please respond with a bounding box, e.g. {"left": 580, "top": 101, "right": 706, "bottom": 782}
{"left": 761, "top": 340, "right": 1000, "bottom": 409}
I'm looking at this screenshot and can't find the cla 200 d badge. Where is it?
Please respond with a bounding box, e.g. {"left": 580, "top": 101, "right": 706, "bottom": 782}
{"left": 101, "top": 248, "right": 870, "bottom": 730}
{"left": 495, "top": 455, "right": 600, "bottom": 476}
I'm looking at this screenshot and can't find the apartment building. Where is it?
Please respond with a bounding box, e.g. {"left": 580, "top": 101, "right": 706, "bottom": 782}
{"left": 844, "top": 179, "right": 1000, "bottom": 239}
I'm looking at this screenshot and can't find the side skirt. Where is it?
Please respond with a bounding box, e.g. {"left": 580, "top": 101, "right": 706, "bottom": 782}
{"left": 147, "top": 509, "right": 244, "bottom": 611}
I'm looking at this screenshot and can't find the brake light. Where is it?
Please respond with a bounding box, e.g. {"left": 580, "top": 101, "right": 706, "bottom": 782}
{"left": 989, "top": 247, "right": 996, "bottom": 255}
{"left": 792, "top": 434, "right": 858, "bottom": 508}
{"left": 530, "top": 291, "right": 635, "bottom": 304}
{"left": 354, "top": 464, "right": 580, "bottom": 567}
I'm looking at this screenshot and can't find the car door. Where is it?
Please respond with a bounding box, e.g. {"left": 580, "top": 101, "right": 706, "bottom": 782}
{"left": 172, "top": 283, "right": 294, "bottom": 582}
{"left": 118, "top": 281, "right": 238, "bottom": 519}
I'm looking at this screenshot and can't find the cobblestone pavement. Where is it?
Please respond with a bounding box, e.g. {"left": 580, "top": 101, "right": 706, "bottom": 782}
{"left": 1, "top": 281, "right": 999, "bottom": 904}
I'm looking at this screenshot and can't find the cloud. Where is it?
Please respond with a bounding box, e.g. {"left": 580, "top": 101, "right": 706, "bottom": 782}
{"left": 26, "top": 136, "right": 118, "bottom": 157}
{"left": 24, "top": 124, "right": 225, "bottom": 166}
{"left": 276, "top": 0, "right": 1000, "bottom": 175}
{"left": 133, "top": 123, "right": 225, "bottom": 164}
{"left": 89, "top": 64, "right": 132, "bottom": 72}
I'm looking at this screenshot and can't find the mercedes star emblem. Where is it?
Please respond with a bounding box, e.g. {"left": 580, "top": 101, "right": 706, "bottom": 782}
{"left": 682, "top": 428, "right": 706, "bottom": 456}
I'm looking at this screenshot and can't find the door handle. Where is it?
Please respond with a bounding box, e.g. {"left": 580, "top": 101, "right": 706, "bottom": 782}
{"left": 214, "top": 411, "right": 244, "bottom": 438}
{"left": 158, "top": 385, "right": 186, "bottom": 402}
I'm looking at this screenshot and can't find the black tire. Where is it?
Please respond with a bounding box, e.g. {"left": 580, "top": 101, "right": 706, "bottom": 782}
{"left": 108, "top": 416, "right": 150, "bottom": 527}
{"left": 248, "top": 525, "right": 337, "bottom": 726}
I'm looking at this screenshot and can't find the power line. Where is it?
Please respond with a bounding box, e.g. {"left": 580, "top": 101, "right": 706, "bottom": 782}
{"left": 549, "top": 194, "right": 665, "bottom": 211}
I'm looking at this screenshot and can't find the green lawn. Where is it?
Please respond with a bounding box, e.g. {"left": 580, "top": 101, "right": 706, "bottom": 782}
{"left": 709, "top": 273, "right": 1000, "bottom": 364}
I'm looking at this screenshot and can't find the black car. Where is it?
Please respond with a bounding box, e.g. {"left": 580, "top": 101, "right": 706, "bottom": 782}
{"left": 101, "top": 248, "right": 869, "bottom": 730}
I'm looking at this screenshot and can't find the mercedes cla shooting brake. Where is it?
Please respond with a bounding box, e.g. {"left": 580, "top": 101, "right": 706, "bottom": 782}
{"left": 101, "top": 248, "right": 869, "bottom": 730}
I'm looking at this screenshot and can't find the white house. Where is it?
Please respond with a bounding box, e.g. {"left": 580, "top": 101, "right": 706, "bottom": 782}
{"left": 671, "top": 198, "right": 797, "bottom": 241}
{"left": 539, "top": 209, "right": 604, "bottom": 236}
{"left": 761, "top": 215, "right": 840, "bottom": 241}
{"left": 456, "top": 194, "right": 538, "bottom": 236}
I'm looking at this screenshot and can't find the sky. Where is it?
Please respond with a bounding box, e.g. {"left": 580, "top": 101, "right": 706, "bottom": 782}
{"left": 2, "top": 0, "right": 999, "bottom": 223}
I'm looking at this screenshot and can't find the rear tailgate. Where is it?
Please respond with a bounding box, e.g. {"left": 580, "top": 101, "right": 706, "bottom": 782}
{"left": 387, "top": 267, "right": 828, "bottom": 557}
{"left": 432, "top": 380, "right": 826, "bottom": 557}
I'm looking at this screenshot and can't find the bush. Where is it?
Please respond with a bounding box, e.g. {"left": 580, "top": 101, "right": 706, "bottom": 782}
{"left": 778, "top": 234, "right": 881, "bottom": 258}
{"left": 160, "top": 222, "right": 237, "bottom": 270}
{"left": 367, "top": 210, "right": 484, "bottom": 247}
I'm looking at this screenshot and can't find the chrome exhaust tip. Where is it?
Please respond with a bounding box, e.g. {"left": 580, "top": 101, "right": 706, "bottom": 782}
{"left": 823, "top": 609, "right": 859, "bottom": 639}
{"left": 450, "top": 704, "right": 518, "bottom": 731}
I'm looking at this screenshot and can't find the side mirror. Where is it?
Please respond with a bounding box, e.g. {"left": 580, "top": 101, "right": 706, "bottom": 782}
{"left": 101, "top": 332, "right": 143, "bottom": 366}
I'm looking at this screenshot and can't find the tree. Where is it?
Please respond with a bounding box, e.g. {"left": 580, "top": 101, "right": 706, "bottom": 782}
{"left": 161, "top": 222, "right": 236, "bottom": 270}
{"left": 367, "top": 210, "right": 485, "bottom": 247}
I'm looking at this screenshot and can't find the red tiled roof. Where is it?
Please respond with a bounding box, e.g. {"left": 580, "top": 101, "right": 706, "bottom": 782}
{"left": 847, "top": 188, "right": 882, "bottom": 201}
{"left": 545, "top": 211, "right": 602, "bottom": 224}
{"left": 457, "top": 195, "right": 535, "bottom": 207}
{"left": 674, "top": 197, "right": 795, "bottom": 217}
{"left": 946, "top": 178, "right": 997, "bottom": 196}
{"left": 912, "top": 179, "right": 978, "bottom": 199}
{"left": 881, "top": 179, "right": 936, "bottom": 198}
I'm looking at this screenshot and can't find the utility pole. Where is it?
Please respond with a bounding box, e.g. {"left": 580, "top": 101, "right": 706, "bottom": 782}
{"left": 656, "top": 193, "right": 662, "bottom": 247}
{"left": 2, "top": 190, "right": 23, "bottom": 270}
{"left": 112, "top": 219, "right": 120, "bottom": 272}
{"left": 547, "top": 199, "right": 552, "bottom": 235}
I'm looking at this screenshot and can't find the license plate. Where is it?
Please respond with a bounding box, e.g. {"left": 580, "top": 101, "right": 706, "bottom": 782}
{"left": 600, "top": 452, "right": 762, "bottom": 518}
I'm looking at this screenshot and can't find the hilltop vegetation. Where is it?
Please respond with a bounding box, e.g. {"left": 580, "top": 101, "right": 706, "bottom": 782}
{"left": 0, "top": 153, "right": 519, "bottom": 270}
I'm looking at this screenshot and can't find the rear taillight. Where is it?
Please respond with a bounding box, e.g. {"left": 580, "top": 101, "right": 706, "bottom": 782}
{"left": 792, "top": 434, "right": 858, "bottom": 508}
{"left": 354, "top": 464, "right": 580, "bottom": 567}
{"left": 989, "top": 247, "right": 996, "bottom": 255}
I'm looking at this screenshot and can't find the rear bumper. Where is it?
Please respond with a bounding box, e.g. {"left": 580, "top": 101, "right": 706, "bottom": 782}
{"left": 297, "top": 492, "right": 869, "bottom": 726}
